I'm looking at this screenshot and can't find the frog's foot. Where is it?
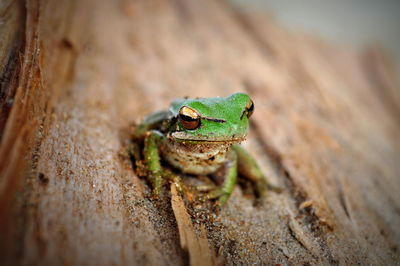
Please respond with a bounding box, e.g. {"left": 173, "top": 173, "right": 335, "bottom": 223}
{"left": 199, "top": 188, "right": 223, "bottom": 201}
{"left": 194, "top": 184, "right": 219, "bottom": 192}
{"left": 268, "top": 183, "right": 283, "bottom": 193}
{"left": 197, "top": 188, "right": 232, "bottom": 207}
{"left": 162, "top": 169, "right": 186, "bottom": 195}
{"left": 255, "top": 179, "right": 282, "bottom": 198}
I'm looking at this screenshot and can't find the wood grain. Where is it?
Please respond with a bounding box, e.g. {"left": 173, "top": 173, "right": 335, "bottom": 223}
{"left": 1, "top": 0, "right": 399, "bottom": 265}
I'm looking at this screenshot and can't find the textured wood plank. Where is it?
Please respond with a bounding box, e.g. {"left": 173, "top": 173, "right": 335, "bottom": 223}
{"left": 0, "top": 0, "right": 24, "bottom": 138}
{"left": 1, "top": 0, "right": 399, "bottom": 265}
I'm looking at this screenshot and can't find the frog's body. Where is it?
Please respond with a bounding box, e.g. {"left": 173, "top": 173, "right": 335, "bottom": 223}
{"left": 131, "top": 93, "right": 279, "bottom": 206}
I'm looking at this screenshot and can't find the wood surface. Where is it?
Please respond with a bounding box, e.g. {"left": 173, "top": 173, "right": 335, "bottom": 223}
{"left": 1, "top": 0, "right": 400, "bottom": 265}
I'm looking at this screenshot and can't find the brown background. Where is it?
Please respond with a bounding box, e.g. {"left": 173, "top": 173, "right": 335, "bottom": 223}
{"left": 1, "top": 0, "right": 400, "bottom": 265}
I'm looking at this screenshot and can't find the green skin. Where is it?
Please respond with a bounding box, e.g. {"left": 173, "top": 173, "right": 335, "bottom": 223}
{"left": 132, "top": 93, "right": 280, "bottom": 206}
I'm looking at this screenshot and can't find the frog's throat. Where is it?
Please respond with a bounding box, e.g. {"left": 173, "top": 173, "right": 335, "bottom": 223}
{"left": 161, "top": 138, "right": 234, "bottom": 175}
{"left": 169, "top": 132, "right": 246, "bottom": 143}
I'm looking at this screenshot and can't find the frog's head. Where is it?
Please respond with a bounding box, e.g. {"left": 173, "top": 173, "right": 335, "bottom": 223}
{"left": 169, "top": 93, "right": 254, "bottom": 143}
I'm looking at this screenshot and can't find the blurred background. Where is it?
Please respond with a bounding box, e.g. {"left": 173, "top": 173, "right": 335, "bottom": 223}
{"left": 230, "top": 0, "right": 400, "bottom": 76}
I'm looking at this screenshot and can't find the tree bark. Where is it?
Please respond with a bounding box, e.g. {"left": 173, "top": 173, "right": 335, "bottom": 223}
{"left": 1, "top": 0, "right": 399, "bottom": 265}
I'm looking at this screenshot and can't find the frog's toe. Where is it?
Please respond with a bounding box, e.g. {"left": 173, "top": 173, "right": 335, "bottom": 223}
{"left": 150, "top": 185, "right": 163, "bottom": 199}
{"left": 198, "top": 188, "right": 223, "bottom": 202}
{"left": 217, "top": 193, "right": 231, "bottom": 207}
{"left": 255, "top": 179, "right": 282, "bottom": 198}
{"left": 197, "top": 189, "right": 231, "bottom": 206}
{"left": 254, "top": 179, "right": 267, "bottom": 197}
{"left": 161, "top": 169, "right": 187, "bottom": 195}
{"left": 172, "top": 181, "right": 185, "bottom": 195}
{"left": 194, "top": 184, "right": 218, "bottom": 192}
{"left": 268, "top": 183, "right": 283, "bottom": 193}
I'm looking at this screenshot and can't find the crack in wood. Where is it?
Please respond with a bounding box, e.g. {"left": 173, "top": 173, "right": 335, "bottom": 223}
{"left": 0, "top": 1, "right": 25, "bottom": 139}
{"left": 336, "top": 179, "right": 351, "bottom": 219}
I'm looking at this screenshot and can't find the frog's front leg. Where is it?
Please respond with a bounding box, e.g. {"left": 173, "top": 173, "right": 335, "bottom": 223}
{"left": 143, "top": 130, "right": 165, "bottom": 196}
{"left": 201, "top": 150, "right": 238, "bottom": 206}
{"left": 219, "top": 150, "right": 238, "bottom": 206}
{"left": 142, "top": 130, "right": 187, "bottom": 199}
{"left": 232, "top": 144, "right": 282, "bottom": 197}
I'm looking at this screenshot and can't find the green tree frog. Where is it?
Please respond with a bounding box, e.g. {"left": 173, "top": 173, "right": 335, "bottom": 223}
{"left": 131, "top": 93, "right": 280, "bottom": 206}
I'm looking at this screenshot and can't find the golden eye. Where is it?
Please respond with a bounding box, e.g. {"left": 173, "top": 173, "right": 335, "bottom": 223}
{"left": 246, "top": 100, "right": 254, "bottom": 118}
{"left": 178, "top": 106, "right": 201, "bottom": 130}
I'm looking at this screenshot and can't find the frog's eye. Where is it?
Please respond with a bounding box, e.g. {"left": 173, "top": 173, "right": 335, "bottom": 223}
{"left": 246, "top": 100, "right": 254, "bottom": 118}
{"left": 179, "top": 106, "right": 201, "bottom": 130}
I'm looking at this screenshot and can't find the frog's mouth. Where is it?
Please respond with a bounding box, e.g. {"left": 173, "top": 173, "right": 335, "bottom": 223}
{"left": 169, "top": 132, "right": 246, "bottom": 143}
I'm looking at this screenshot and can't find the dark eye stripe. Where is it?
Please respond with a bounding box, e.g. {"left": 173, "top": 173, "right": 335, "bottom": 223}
{"left": 179, "top": 114, "right": 198, "bottom": 122}
{"left": 202, "top": 117, "right": 226, "bottom": 123}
